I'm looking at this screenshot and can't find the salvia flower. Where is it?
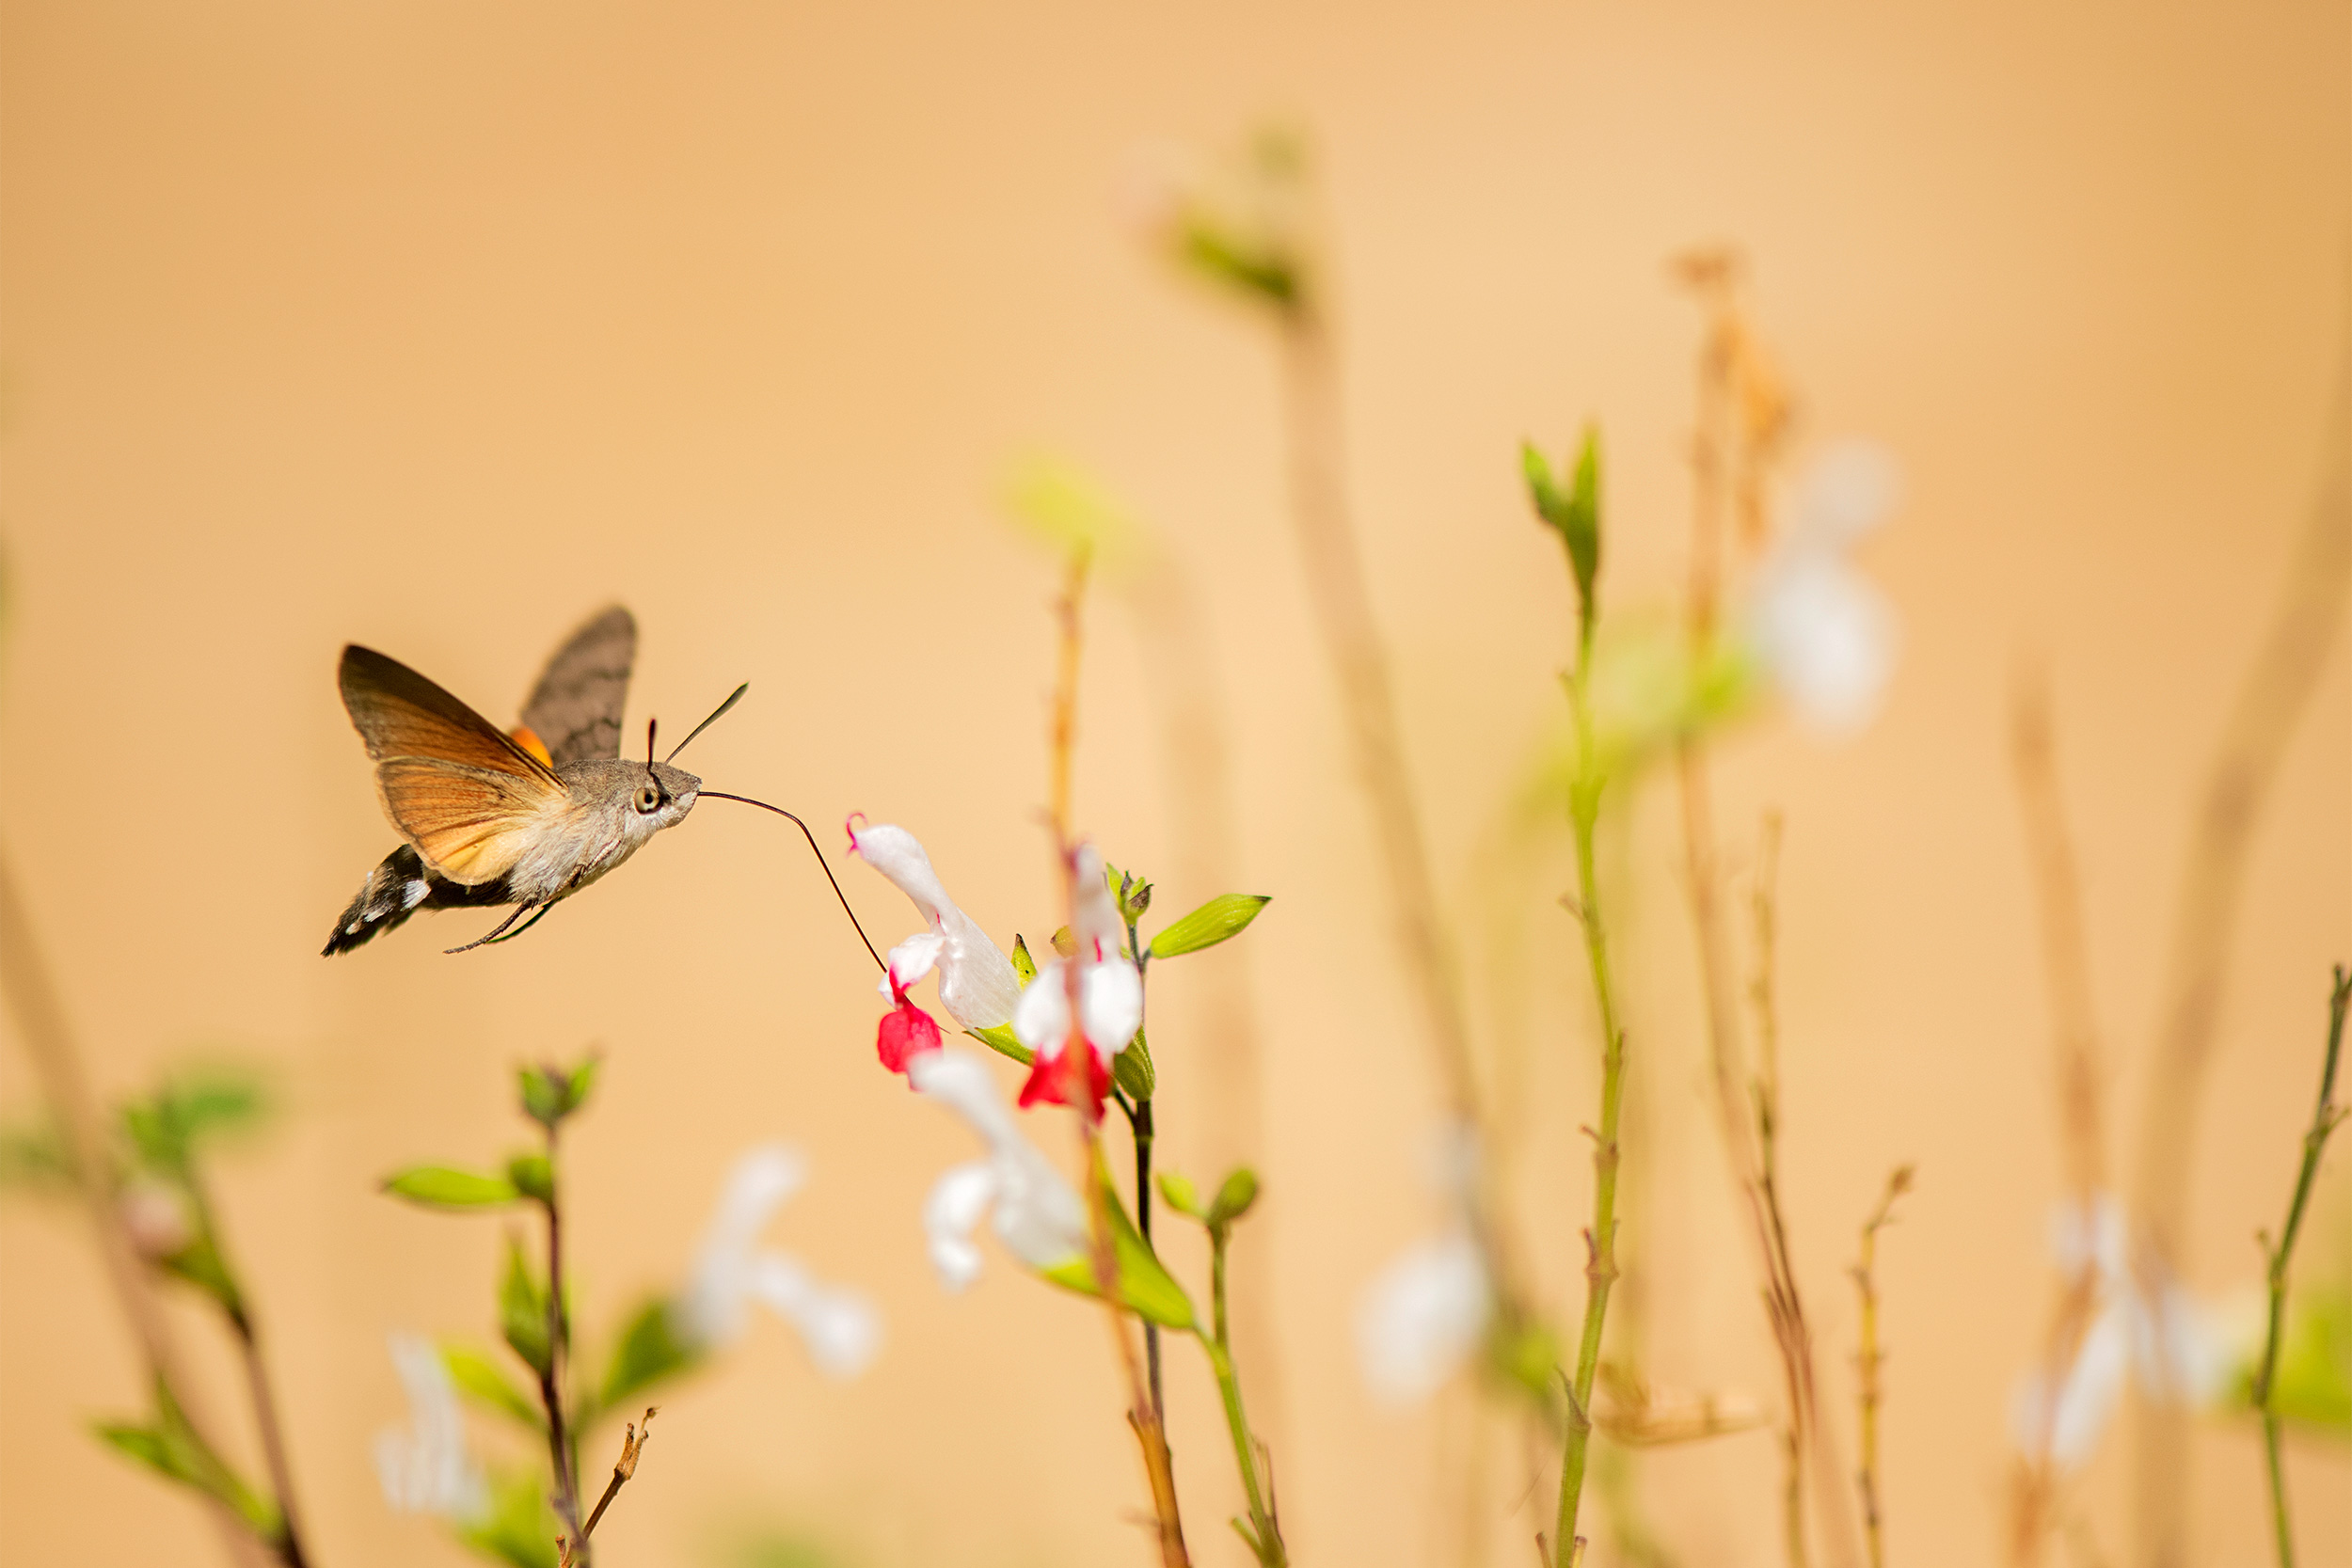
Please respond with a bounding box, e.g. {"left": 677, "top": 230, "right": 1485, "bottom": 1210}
{"left": 671, "top": 1144, "right": 882, "bottom": 1379}
{"left": 848, "top": 819, "right": 1022, "bottom": 1075}
{"left": 909, "top": 1050, "right": 1089, "bottom": 1289}
{"left": 1744, "top": 440, "right": 1902, "bottom": 734}
{"left": 373, "top": 1332, "right": 485, "bottom": 1520}
{"left": 1356, "top": 1124, "right": 1492, "bottom": 1404}
{"left": 2009, "top": 1194, "right": 2233, "bottom": 1472}
{"left": 1011, "top": 845, "right": 1142, "bottom": 1111}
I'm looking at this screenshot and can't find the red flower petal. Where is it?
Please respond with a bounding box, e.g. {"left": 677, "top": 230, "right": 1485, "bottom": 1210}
{"left": 876, "top": 997, "right": 942, "bottom": 1074}
{"left": 1014, "top": 1042, "right": 1110, "bottom": 1116}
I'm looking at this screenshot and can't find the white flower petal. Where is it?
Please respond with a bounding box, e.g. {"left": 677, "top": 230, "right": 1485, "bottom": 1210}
{"left": 850, "top": 821, "right": 1020, "bottom": 1029}
{"left": 677, "top": 1144, "right": 806, "bottom": 1350}
{"left": 909, "top": 1052, "right": 1089, "bottom": 1276}
{"left": 885, "top": 931, "right": 946, "bottom": 996}
{"left": 1071, "top": 844, "right": 1124, "bottom": 958}
{"left": 373, "top": 1333, "right": 485, "bottom": 1520}
{"left": 1082, "top": 958, "right": 1143, "bottom": 1058}
{"left": 923, "top": 1161, "right": 999, "bottom": 1291}
{"left": 1747, "top": 556, "right": 1898, "bottom": 734}
{"left": 2012, "top": 1299, "right": 2133, "bottom": 1471}
{"left": 743, "top": 1252, "right": 883, "bottom": 1379}
{"left": 848, "top": 822, "right": 953, "bottom": 925}
{"left": 933, "top": 905, "right": 1021, "bottom": 1030}
{"left": 1012, "top": 962, "right": 1073, "bottom": 1057}
{"left": 1357, "top": 1229, "right": 1491, "bottom": 1404}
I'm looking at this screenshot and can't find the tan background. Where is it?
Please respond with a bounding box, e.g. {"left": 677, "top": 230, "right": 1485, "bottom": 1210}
{"left": 2, "top": 1, "right": 2347, "bottom": 1563}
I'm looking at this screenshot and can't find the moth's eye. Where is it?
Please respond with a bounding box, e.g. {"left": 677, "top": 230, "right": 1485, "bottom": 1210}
{"left": 633, "top": 784, "right": 661, "bottom": 815}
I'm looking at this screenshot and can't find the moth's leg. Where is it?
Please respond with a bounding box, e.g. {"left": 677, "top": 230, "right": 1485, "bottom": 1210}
{"left": 443, "top": 903, "right": 538, "bottom": 955}
{"left": 485, "top": 902, "right": 558, "bottom": 945}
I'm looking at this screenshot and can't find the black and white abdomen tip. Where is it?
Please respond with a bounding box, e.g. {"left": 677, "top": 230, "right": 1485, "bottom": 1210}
{"left": 321, "top": 845, "right": 436, "bottom": 956}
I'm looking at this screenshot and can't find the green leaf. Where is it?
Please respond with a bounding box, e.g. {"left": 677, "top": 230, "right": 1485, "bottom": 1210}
{"left": 499, "top": 1238, "right": 551, "bottom": 1378}
{"left": 518, "top": 1055, "right": 599, "bottom": 1129}
{"left": 458, "top": 1467, "right": 563, "bottom": 1568}
{"left": 439, "top": 1342, "right": 543, "bottom": 1432}
{"left": 1155, "top": 1171, "right": 1203, "bottom": 1219}
{"left": 600, "top": 1296, "right": 705, "bottom": 1411}
{"left": 94, "top": 1379, "right": 278, "bottom": 1538}
{"left": 1148, "top": 895, "right": 1271, "bottom": 959}
{"left": 1526, "top": 428, "right": 1603, "bottom": 638}
{"left": 1208, "top": 1167, "right": 1260, "bottom": 1227}
{"left": 1113, "top": 1029, "right": 1156, "bottom": 1101}
{"left": 967, "top": 1024, "right": 1035, "bottom": 1067}
{"left": 1040, "top": 1183, "right": 1197, "bottom": 1330}
{"left": 381, "top": 1164, "right": 519, "bottom": 1210}
{"left": 119, "top": 1064, "right": 276, "bottom": 1179}
{"left": 1010, "top": 933, "right": 1037, "bottom": 986}
{"left": 504, "top": 1153, "right": 553, "bottom": 1206}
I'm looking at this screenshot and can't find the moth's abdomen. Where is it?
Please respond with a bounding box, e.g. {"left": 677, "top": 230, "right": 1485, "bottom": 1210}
{"left": 322, "top": 845, "right": 508, "bottom": 956}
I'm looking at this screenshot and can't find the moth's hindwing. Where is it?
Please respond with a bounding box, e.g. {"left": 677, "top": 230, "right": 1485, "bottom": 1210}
{"left": 520, "top": 606, "right": 636, "bottom": 767}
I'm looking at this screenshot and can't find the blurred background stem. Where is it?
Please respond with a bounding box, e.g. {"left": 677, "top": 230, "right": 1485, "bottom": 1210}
{"left": 0, "top": 848, "right": 288, "bottom": 1568}
{"left": 2126, "top": 287, "right": 2352, "bottom": 1568}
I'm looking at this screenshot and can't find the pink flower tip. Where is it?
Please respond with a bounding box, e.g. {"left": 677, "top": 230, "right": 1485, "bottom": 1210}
{"left": 877, "top": 996, "right": 943, "bottom": 1075}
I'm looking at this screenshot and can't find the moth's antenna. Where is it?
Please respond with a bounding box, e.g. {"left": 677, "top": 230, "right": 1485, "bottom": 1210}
{"left": 645, "top": 718, "right": 660, "bottom": 784}
{"left": 666, "top": 682, "right": 749, "bottom": 764}
{"left": 698, "top": 791, "right": 884, "bottom": 972}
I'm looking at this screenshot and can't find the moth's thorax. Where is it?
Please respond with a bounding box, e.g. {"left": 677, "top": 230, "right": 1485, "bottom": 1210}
{"left": 500, "top": 758, "right": 700, "bottom": 904}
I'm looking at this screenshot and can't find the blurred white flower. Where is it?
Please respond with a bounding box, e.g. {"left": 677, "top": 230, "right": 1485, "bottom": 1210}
{"left": 2010, "top": 1194, "right": 2235, "bottom": 1472}
{"left": 672, "top": 1144, "right": 881, "bottom": 1380}
{"left": 848, "top": 819, "right": 1022, "bottom": 1033}
{"left": 1012, "top": 845, "right": 1143, "bottom": 1111}
{"left": 1744, "top": 441, "right": 1901, "bottom": 734}
{"left": 373, "top": 1333, "right": 484, "bottom": 1520}
{"left": 1356, "top": 1123, "right": 1492, "bottom": 1404}
{"left": 908, "top": 1051, "right": 1089, "bottom": 1289}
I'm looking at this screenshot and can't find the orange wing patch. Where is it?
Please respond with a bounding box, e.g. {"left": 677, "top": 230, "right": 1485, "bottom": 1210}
{"left": 375, "top": 759, "right": 570, "bottom": 884}
{"left": 508, "top": 725, "right": 556, "bottom": 768}
{"left": 339, "top": 644, "right": 568, "bottom": 885}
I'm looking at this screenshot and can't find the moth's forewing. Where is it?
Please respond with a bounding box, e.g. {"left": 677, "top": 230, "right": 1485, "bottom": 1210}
{"left": 519, "top": 606, "right": 636, "bottom": 766}
{"left": 339, "top": 645, "right": 568, "bottom": 886}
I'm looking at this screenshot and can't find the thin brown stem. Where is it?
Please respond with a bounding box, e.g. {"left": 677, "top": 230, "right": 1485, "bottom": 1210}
{"left": 2006, "top": 671, "right": 2112, "bottom": 1567}
{"left": 0, "top": 849, "right": 278, "bottom": 1568}
{"left": 230, "top": 1312, "right": 309, "bottom": 1568}
{"left": 1851, "top": 1166, "right": 1915, "bottom": 1568}
{"left": 539, "top": 1125, "right": 584, "bottom": 1562}
{"left": 561, "top": 1407, "right": 657, "bottom": 1564}
{"left": 1277, "top": 306, "right": 1479, "bottom": 1121}
{"left": 1673, "top": 261, "right": 1862, "bottom": 1568}
{"left": 2128, "top": 288, "right": 2352, "bottom": 1568}
{"left": 1044, "top": 545, "right": 1188, "bottom": 1568}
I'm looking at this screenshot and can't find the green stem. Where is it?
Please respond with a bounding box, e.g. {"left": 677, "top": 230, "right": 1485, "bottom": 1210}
{"left": 2254, "top": 964, "right": 2350, "bottom": 1568}
{"left": 541, "top": 1125, "right": 585, "bottom": 1563}
{"left": 1202, "top": 1226, "right": 1284, "bottom": 1566}
{"left": 1554, "top": 639, "right": 1627, "bottom": 1568}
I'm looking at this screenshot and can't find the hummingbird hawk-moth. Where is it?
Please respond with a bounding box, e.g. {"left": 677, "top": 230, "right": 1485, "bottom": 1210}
{"left": 325, "top": 606, "right": 735, "bottom": 956}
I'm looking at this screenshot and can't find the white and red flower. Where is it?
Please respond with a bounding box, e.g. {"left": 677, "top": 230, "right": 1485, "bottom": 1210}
{"left": 848, "top": 819, "right": 1022, "bottom": 1076}
{"left": 1011, "top": 844, "right": 1143, "bottom": 1113}
{"left": 907, "top": 1050, "right": 1089, "bottom": 1289}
